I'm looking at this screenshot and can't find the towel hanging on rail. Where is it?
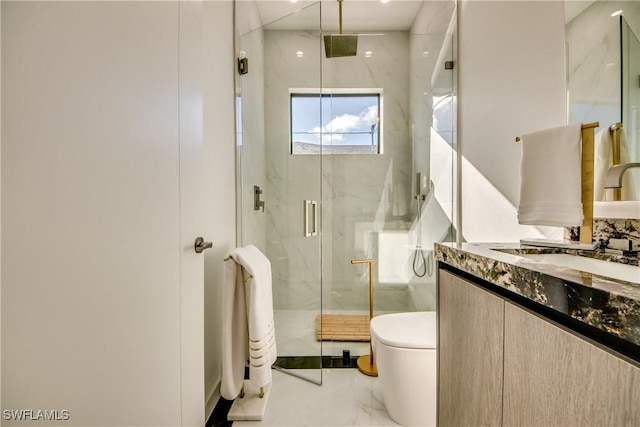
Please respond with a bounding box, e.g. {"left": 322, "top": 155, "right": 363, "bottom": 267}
{"left": 517, "top": 123, "right": 583, "bottom": 227}
{"left": 221, "top": 245, "right": 277, "bottom": 400}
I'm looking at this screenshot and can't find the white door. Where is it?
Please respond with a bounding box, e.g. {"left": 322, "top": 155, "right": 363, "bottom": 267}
{"left": 1, "top": 2, "right": 204, "bottom": 425}
{"left": 179, "top": 1, "right": 206, "bottom": 426}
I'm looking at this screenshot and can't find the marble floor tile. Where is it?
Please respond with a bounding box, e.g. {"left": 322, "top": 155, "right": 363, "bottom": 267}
{"left": 232, "top": 369, "right": 400, "bottom": 427}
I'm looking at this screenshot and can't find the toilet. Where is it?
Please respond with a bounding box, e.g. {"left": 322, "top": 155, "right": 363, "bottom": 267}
{"left": 370, "top": 311, "right": 437, "bottom": 427}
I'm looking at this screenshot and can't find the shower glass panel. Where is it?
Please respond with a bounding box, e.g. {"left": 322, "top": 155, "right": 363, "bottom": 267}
{"left": 236, "top": 2, "right": 323, "bottom": 384}
{"left": 236, "top": 0, "right": 457, "bottom": 378}
{"left": 320, "top": 27, "right": 457, "bottom": 361}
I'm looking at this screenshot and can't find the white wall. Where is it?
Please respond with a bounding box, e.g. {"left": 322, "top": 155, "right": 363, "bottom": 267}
{"left": 203, "top": 0, "right": 236, "bottom": 416}
{"left": 2, "top": 2, "right": 184, "bottom": 425}
{"left": 459, "top": 0, "right": 567, "bottom": 242}
{"left": 0, "top": 1, "right": 237, "bottom": 425}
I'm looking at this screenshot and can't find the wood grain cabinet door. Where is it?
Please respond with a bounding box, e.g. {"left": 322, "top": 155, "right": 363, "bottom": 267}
{"left": 438, "top": 270, "right": 505, "bottom": 427}
{"left": 503, "top": 302, "right": 640, "bottom": 426}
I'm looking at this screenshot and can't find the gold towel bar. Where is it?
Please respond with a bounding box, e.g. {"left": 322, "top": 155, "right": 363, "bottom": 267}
{"left": 515, "top": 122, "right": 599, "bottom": 143}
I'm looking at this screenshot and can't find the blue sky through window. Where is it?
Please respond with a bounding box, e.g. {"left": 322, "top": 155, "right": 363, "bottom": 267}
{"left": 291, "top": 93, "right": 380, "bottom": 153}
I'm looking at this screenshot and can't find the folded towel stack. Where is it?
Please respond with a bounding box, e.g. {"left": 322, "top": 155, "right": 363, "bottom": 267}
{"left": 517, "top": 123, "right": 583, "bottom": 227}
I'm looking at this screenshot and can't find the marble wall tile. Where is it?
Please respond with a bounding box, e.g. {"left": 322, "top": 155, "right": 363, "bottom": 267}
{"left": 264, "top": 30, "right": 414, "bottom": 311}
{"left": 260, "top": 22, "right": 454, "bottom": 313}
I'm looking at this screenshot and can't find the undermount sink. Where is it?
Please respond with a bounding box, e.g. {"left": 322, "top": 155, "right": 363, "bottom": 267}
{"left": 516, "top": 253, "right": 639, "bottom": 285}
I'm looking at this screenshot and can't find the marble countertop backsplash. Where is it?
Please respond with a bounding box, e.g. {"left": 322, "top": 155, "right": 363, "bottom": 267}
{"left": 435, "top": 242, "right": 640, "bottom": 352}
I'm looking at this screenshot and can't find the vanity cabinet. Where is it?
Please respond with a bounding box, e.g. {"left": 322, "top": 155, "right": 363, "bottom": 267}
{"left": 438, "top": 267, "right": 640, "bottom": 427}
{"left": 438, "top": 270, "right": 504, "bottom": 427}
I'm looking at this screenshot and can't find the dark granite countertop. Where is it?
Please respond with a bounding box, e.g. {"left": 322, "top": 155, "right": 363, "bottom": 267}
{"left": 435, "top": 242, "right": 640, "bottom": 353}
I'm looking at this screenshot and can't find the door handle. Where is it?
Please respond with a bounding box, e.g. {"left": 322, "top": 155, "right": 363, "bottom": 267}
{"left": 304, "top": 200, "right": 312, "bottom": 237}
{"left": 310, "top": 200, "right": 318, "bottom": 236}
{"left": 304, "top": 200, "right": 319, "bottom": 237}
{"left": 194, "top": 237, "right": 213, "bottom": 253}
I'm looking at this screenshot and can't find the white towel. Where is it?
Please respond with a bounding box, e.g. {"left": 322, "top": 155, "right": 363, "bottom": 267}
{"left": 221, "top": 245, "right": 277, "bottom": 400}
{"left": 517, "top": 124, "right": 583, "bottom": 227}
{"left": 594, "top": 127, "right": 637, "bottom": 201}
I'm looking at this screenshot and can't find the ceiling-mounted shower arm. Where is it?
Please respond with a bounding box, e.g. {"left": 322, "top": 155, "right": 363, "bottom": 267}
{"left": 324, "top": 0, "right": 358, "bottom": 58}
{"left": 338, "top": 0, "right": 344, "bottom": 34}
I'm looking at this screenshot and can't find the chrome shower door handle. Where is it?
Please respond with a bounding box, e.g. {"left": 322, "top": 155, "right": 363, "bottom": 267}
{"left": 194, "top": 237, "right": 213, "bottom": 253}
{"left": 303, "top": 200, "right": 318, "bottom": 237}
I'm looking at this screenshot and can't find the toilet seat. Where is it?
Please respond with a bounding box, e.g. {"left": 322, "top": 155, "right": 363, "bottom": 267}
{"left": 370, "top": 311, "right": 436, "bottom": 349}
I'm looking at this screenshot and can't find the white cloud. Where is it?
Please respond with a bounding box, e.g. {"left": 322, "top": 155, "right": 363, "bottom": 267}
{"left": 310, "top": 105, "right": 378, "bottom": 144}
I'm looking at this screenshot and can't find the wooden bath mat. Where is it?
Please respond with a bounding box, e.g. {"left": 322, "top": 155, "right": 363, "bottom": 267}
{"left": 316, "top": 314, "right": 370, "bottom": 342}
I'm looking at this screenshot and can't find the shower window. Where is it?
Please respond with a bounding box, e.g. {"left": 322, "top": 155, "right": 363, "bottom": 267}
{"left": 290, "top": 90, "right": 382, "bottom": 155}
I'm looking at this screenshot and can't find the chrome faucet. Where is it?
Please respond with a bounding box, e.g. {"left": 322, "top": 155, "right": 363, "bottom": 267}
{"left": 604, "top": 162, "right": 640, "bottom": 188}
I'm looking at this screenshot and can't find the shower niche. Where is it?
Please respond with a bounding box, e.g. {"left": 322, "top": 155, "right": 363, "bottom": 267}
{"left": 235, "top": 0, "right": 457, "bottom": 384}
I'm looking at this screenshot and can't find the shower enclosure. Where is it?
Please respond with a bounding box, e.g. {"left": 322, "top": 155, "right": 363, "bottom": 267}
{"left": 235, "top": 0, "right": 457, "bottom": 385}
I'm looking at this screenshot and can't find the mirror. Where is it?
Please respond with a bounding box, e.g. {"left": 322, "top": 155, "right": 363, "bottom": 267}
{"left": 566, "top": 0, "right": 640, "bottom": 203}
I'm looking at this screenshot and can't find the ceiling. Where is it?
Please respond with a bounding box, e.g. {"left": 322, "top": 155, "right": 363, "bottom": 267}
{"left": 256, "top": 1, "right": 603, "bottom": 32}
{"left": 255, "top": 0, "right": 426, "bottom": 32}
{"left": 564, "top": 0, "right": 595, "bottom": 23}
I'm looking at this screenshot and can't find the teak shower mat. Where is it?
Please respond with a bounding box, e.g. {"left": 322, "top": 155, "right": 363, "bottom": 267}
{"left": 316, "top": 314, "right": 370, "bottom": 342}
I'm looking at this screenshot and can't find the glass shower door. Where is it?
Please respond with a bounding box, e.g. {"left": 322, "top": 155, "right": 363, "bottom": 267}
{"left": 320, "top": 12, "right": 458, "bottom": 366}
{"left": 236, "top": 2, "right": 323, "bottom": 385}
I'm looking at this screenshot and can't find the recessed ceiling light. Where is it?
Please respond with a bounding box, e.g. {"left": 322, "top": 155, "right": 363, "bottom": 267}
{"left": 290, "top": 0, "right": 298, "bottom": 3}
{"left": 611, "top": 9, "right": 623, "bottom": 17}
{"left": 296, "top": 51, "right": 304, "bottom": 58}
{"left": 422, "top": 51, "right": 430, "bottom": 57}
{"left": 365, "top": 51, "right": 373, "bottom": 57}
{"left": 381, "top": 0, "right": 390, "bottom": 3}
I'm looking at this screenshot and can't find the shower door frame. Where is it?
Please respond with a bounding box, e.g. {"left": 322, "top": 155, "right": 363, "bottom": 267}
{"left": 234, "top": 1, "right": 325, "bottom": 386}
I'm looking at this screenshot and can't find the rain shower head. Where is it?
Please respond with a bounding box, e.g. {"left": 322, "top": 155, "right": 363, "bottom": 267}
{"left": 324, "top": 0, "right": 358, "bottom": 58}
{"left": 324, "top": 34, "right": 358, "bottom": 58}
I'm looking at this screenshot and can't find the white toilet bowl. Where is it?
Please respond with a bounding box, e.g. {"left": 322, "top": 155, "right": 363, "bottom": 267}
{"left": 370, "top": 311, "right": 437, "bottom": 427}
